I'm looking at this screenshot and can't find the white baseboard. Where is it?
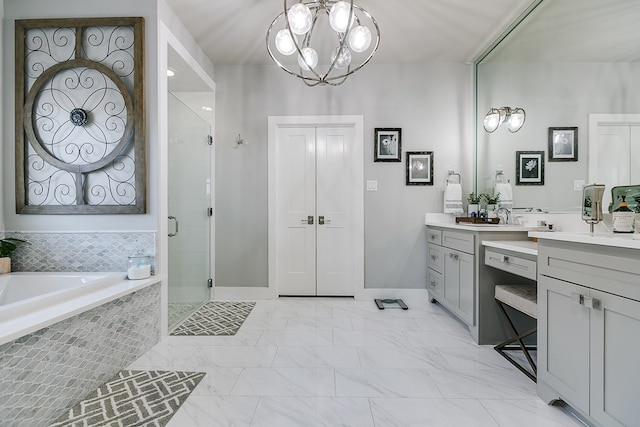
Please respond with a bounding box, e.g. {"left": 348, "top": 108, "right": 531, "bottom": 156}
{"left": 214, "top": 286, "right": 278, "bottom": 301}
{"left": 213, "top": 286, "right": 428, "bottom": 302}
{"left": 354, "top": 288, "right": 429, "bottom": 301}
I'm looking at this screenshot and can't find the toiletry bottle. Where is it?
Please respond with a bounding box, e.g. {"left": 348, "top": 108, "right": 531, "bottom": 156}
{"left": 612, "top": 196, "right": 634, "bottom": 233}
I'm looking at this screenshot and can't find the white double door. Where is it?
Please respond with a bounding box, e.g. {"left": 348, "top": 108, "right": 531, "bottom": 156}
{"left": 276, "top": 126, "right": 355, "bottom": 296}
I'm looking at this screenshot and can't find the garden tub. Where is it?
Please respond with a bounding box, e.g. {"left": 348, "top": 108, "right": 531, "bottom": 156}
{"left": 0, "top": 271, "right": 161, "bottom": 345}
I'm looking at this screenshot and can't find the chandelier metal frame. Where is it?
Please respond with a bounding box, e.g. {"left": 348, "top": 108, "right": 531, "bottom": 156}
{"left": 266, "top": 0, "right": 380, "bottom": 87}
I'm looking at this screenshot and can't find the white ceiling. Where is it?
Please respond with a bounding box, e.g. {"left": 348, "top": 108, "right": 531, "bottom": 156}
{"left": 164, "top": 0, "right": 536, "bottom": 65}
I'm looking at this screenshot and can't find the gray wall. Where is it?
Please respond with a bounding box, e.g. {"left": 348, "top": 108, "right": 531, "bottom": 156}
{"left": 477, "top": 61, "right": 640, "bottom": 211}
{"left": 215, "top": 63, "right": 474, "bottom": 289}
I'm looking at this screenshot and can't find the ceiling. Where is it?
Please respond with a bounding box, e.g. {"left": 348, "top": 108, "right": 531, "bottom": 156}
{"left": 164, "top": 0, "right": 536, "bottom": 66}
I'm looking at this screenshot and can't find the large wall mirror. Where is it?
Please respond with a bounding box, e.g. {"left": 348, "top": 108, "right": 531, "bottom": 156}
{"left": 476, "top": 0, "right": 640, "bottom": 212}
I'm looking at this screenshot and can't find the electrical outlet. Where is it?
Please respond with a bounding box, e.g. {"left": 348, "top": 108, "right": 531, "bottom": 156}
{"left": 366, "top": 180, "right": 378, "bottom": 191}
{"left": 573, "top": 180, "right": 585, "bottom": 191}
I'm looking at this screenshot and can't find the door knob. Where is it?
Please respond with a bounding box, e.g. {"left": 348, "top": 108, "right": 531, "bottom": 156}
{"left": 300, "top": 215, "right": 314, "bottom": 225}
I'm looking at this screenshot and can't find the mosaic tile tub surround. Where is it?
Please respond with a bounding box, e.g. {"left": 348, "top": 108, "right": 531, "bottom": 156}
{"left": 0, "top": 282, "right": 161, "bottom": 426}
{"left": 6, "top": 231, "right": 156, "bottom": 272}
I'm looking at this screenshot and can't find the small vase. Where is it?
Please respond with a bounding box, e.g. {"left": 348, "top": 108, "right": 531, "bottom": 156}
{"left": 0, "top": 257, "right": 10, "bottom": 274}
{"left": 468, "top": 204, "right": 480, "bottom": 216}
{"left": 487, "top": 204, "right": 497, "bottom": 218}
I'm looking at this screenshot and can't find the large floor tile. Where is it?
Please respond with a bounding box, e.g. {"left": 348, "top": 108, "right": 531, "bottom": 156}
{"left": 251, "top": 397, "right": 374, "bottom": 427}
{"left": 335, "top": 368, "right": 442, "bottom": 398}
{"left": 370, "top": 398, "right": 501, "bottom": 427}
{"left": 272, "top": 346, "right": 361, "bottom": 368}
{"left": 479, "top": 399, "right": 585, "bottom": 427}
{"left": 168, "top": 396, "right": 259, "bottom": 427}
{"left": 257, "top": 328, "right": 334, "bottom": 347}
{"left": 187, "top": 345, "right": 277, "bottom": 368}
{"left": 231, "top": 367, "right": 336, "bottom": 397}
{"left": 357, "top": 346, "right": 450, "bottom": 370}
{"left": 427, "top": 368, "right": 537, "bottom": 399}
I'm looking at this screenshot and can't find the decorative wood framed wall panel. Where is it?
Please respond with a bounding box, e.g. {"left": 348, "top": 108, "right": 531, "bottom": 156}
{"left": 15, "top": 17, "right": 146, "bottom": 214}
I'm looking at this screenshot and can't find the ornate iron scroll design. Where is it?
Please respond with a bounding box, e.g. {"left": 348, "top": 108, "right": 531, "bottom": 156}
{"left": 15, "top": 18, "right": 145, "bottom": 214}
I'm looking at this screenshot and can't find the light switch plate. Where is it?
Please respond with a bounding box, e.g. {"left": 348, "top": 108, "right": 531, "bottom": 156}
{"left": 366, "top": 180, "right": 378, "bottom": 191}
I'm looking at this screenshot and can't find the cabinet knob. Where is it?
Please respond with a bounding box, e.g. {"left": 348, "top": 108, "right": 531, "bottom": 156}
{"left": 430, "top": 254, "right": 436, "bottom": 261}
{"left": 571, "top": 293, "right": 584, "bottom": 305}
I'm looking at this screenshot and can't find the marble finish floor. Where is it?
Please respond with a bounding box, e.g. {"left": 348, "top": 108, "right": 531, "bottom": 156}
{"left": 129, "top": 297, "right": 584, "bottom": 427}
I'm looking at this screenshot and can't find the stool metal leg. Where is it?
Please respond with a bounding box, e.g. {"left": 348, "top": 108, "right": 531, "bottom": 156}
{"left": 494, "top": 300, "right": 537, "bottom": 382}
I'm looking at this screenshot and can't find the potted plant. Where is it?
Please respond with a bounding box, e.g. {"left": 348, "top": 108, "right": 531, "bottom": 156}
{"left": 0, "top": 237, "right": 27, "bottom": 274}
{"left": 467, "top": 193, "right": 481, "bottom": 216}
{"left": 481, "top": 193, "right": 501, "bottom": 216}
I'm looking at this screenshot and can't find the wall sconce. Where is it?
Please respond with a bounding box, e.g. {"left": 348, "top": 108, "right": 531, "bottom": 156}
{"left": 483, "top": 107, "right": 526, "bottom": 133}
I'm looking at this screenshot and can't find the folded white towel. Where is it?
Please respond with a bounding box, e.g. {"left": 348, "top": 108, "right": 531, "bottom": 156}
{"left": 495, "top": 182, "right": 513, "bottom": 209}
{"left": 444, "top": 183, "right": 463, "bottom": 214}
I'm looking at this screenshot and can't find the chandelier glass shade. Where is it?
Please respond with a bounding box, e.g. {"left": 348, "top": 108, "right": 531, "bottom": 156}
{"left": 483, "top": 107, "right": 526, "bottom": 133}
{"left": 266, "top": 0, "right": 380, "bottom": 86}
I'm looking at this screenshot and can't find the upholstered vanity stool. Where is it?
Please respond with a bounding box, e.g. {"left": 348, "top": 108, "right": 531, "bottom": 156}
{"left": 494, "top": 284, "right": 538, "bottom": 381}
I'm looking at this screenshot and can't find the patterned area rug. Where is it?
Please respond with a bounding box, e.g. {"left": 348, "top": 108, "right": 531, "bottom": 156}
{"left": 51, "top": 370, "right": 205, "bottom": 427}
{"left": 170, "top": 301, "right": 255, "bottom": 336}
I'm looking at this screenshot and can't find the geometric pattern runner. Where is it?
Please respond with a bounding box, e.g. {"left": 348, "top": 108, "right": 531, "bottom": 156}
{"left": 50, "top": 370, "right": 205, "bottom": 427}
{"left": 170, "top": 301, "right": 255, "bottom": 336}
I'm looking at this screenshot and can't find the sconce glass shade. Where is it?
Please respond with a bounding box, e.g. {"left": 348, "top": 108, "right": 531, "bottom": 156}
{"left": 506, "top": 108, "right": 526, "bottom": 133}
{"left": 483, "top": 106, "right": 525, "bottom": 133}
{"left": 483, "top": 108, "right": 505, "bottom": 132}
{"left": 298, "top": 47, "right": 318, "bottom": 70}
{"left": 329, "top": 1, "right": 353, "bottom": 33}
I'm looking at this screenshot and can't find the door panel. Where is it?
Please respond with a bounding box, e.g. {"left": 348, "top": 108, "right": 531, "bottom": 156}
{"left": 277, "top": 127, "right": 316, "bottom": 295}
{"left": 317, "top": 127, "right": 354, "bottom": 296}
{"left": 276, "top": 125, "right": 355, "bottom": 296}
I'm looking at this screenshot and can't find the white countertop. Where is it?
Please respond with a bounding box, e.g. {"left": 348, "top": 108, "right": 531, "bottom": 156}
{"left": 529, "top": 231, "right": 640, "bottom": 250}
{"left": 482, "top": 240, "right": 538, "bottom": 256}
{"left": 425, "top": 221, "right": 539, "bottom": 232}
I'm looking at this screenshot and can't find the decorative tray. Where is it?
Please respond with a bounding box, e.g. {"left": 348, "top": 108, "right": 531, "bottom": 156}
{"left": 455, "top": 217, "right": 500, "bottom": 224}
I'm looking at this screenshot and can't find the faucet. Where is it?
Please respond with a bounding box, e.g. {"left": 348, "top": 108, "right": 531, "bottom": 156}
{"left": 495, "top": 207, "right": 510, "bottom": 224}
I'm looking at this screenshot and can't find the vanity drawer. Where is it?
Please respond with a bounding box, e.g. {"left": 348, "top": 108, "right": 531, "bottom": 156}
{"left": 442, "top": 231, "right": 475, "bottom": 254}
{"left": 427, "top": 268, "right": 443, "bottom": 298}
{"left": 426, "top": 229, "right": 442, "bottom": 245}
{"left": 427, "top": 244, "right": 444, "bottom": 273}
{"left": 485, "top": 249, "right": 537, "bottom": 281}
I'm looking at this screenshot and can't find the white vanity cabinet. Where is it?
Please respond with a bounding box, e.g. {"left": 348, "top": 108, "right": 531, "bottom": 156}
{"left": 428, "top": 230, "right": 475, "bottom": 324}
{"left": 426, "top": 224, "right": 530, "bottom": 344}
{"left": 537, "top": 238, "right": 640, "bottom": 427}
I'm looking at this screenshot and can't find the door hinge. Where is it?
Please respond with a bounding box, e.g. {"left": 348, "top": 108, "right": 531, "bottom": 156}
{"left": 207, "top": 135, "right": 213, "bottom": 146}
{"left": 207, "top": 207, "right": 213, "bottom": 217}
{"left": 207, "top": 278, "right": 213, "bottom": 288}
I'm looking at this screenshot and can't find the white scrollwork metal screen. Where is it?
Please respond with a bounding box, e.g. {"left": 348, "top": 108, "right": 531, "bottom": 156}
{"left": 16, "top": 18, "right": 145, "bottom": 214}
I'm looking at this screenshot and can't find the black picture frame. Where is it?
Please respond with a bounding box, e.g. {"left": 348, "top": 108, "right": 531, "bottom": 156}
{"left": 548, "top": 127, "right": 578, "bottom": 161}
{"left": 406, "top": 151, "right": 434, "bottom": 185}
{"left": 516, "top": 151, "right": 545, "bottom": 185}
{"left": 374, "top": 128, "right": 401, "bottom": 162}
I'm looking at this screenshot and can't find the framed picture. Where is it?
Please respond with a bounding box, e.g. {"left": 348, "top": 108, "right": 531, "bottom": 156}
{"left": 374, "top": 128, "right": 401, "bottom": 162}
{"left": 516, "top": 151, "right": 545, "bottom": 185}
{"left": 406, "top": 151, "right": 434, "bottom": 185}
{"left": 548, "top": 127, "right": 578, "bottom": 161}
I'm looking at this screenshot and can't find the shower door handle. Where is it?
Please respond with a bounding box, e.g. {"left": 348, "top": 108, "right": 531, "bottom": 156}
{"left": 168, "top": 215, "right": 179, "bottom": 237}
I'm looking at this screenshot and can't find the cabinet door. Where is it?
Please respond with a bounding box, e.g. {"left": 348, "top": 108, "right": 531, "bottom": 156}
{"left": 443, "top": 250, "right": 460, "bottom": 308}
{"left": 590, "top": 290, "right": 640, "bottom": 427}
{"left": 457, "top": 251, "right": 474, "bottom": 325}
{"left": 538, "top": 275, "right": 590, "bottom": 412}
{"left": 443, "top": 249, "right": 474, "bottom": 325}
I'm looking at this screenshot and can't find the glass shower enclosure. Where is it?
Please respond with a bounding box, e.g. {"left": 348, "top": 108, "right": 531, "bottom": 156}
{"left": 167, "top": 92, "right": 212, "bottom": 330}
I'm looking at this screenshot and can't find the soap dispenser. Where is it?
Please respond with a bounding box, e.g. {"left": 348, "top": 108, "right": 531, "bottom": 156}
{"left": 612, "top": 196, "right": 634, "bottom": 233}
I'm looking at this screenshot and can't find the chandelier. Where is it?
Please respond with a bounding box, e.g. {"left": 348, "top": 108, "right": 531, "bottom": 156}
{"left": 266, "top": 0, "right": 380, "bottom": 87}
